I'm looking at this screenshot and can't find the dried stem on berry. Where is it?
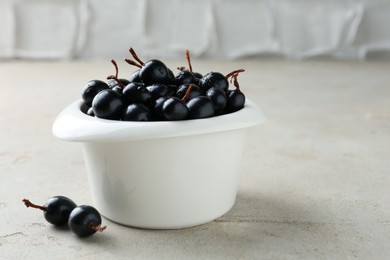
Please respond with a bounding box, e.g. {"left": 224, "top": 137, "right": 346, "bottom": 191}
{"left": 225, "top": 69, "right": 245, "bottom": 79}
{"left": 124, "top": 58, "right": 143, "bottom": 69}
{"left": 129, "top": 47, "right": 144, "bottom": 66}
{"left": 22, "top": 199, "right": 47, "bottom": 211}
{"left": 111, "top": 59, "right": 119, "bottom": 78}
{"left": 185, "top": 49, "right": 193, "bottom": 72}
{"left": 232, "top": 73, "right": 241, "bottom": 91}
{"left": 107, "top": 75, "right": 126, "bottom": 89}
{"left": 177, "top": 66, "right": 187, "bottom": 71}
{"left": 181, "top": 84, "right": 193, "bottom": 103}
{"left": 90, "top": 223, "right": 107, "bottom": 233}
{"left": 107, "top": 59, "right": 126, "bottom": 89}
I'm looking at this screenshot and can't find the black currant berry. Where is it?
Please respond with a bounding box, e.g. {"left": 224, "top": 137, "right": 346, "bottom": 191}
{"left": 22, "top": 196, "right": 77, "bottom": 226}
{"left": 129, "top": 69, "right": 142, "bottom": 83}
{"left": 125, "top": 48, "right": 174, "bottom": 85}
{"left": 140, "top": 59, "right": 174, "bottom": 85}
{"left": 122, "top": 103, "right": 153, "bottom": 121}
{"left": 206, "top": 87, "right": 227, "bottom": 112}
{"left": 82, "top": 80, "right": 109, "bottom": 107}
{"left": 187, "top": 96, "right": 215, "bottom": 119}
{"left": 146, "top": 83, "right": 170, "bottom": 99}
{"left": 92, "top": 89, "right": 124, "bottom": 120}
{"left": 157, "top": 97, "right": 189, "bottom": 121}
{"left": 226, "top": 90, "right": 245, "bottom": 113}
{"left": 225, "top": 69, "right": 246, "bottom": 113}
{"left": 176, "top": 84, "right": 202, "bottom": 100}
{"left": 198, "top": 72, "right": 229, "bottom": 92}
{"left": 175, "top": 70, "right": 196, "bottom": 86}
{"left": 122, "top": 83, "right": 153, "bottom": 104}
{"left": 111, "top": 85, "right": 123, "bottom": 95}
{"left": 68, "top": 205, "right": 106, "bottom": 237}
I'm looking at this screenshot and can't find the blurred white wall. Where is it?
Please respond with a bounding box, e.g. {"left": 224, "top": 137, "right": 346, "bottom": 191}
{"left": 1, "top": 0, "right": 390, "bottom": 60}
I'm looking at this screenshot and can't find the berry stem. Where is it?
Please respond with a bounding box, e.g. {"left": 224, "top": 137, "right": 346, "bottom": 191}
{"left": 225, "top": 69, "right": 245, "bottom": 79}
{"left": 181, "top": 84, "right": 193, "bottom": 103}
{"left": 108, "top": 59, "right": 126, "bottom": 89}
{"left": 90, "top": 223, "right": 107, "bottom": 233}
{"left": 111, "top": 59, "right": 119, "bottom": 79}
{"left": 22, "top": 199, "right": 47, "bottom": 211}
{"left": 232, "top": 73, "right": 241, "bottom": 91}
{"left": 129, "top": 47, "right": 144, "bottom": 66}
{"left": 177, "top": 66, "right": 187, "bottom": 71}
{"left": 124, "top": 58, "right": 143, "bottom": 69}
{"left": 107, "top": 75, "right": 126, "bottom": 89}
{"left": 185, "top": 49, "right": 193, "bottom": 73}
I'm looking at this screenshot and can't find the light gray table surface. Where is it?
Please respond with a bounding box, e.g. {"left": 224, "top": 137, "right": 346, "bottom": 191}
{"left": 1, "top": 59, "right": 389, "bottom": 259}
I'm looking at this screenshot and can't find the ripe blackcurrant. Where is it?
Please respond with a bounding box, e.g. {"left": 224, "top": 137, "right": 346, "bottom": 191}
{"left": 122, "top": 103, "right": 153, "bottom": 121}
{"left": 22, "top": 196, "right": 77, "bottom": 226}
{"left": 92, "top": 89, "right": 125, "bottom": 120}
{"left": 176, "top": 84, "right": 202, "bottom": 100}
{"left": 206, "top": 87, "right": 227, "bottom": 113}
{"left": 157, "top": 97, "right": 189, "bottom": 120}
{"left": 68, "top": 205, "right": 106, "bottom": 237}
{"left": 146, "top": 83, "right": 170, "bottom": 99}
{"left": 123, "top": 83, "right": 153, "bottom": 104}
{"left": 199, "top": 72, "right": 229, "bottom": 92}
{"left": 187, "top": 96, "right": 215, "bottom": 119}
{"left": 82, "top": 80, "right": 109, "bottom": 107}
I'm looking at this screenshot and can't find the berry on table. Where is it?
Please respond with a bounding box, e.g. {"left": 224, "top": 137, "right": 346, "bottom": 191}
{"left": 22, "top": 196, "right": 77, "bottom": 226}
{"left": 68, "top": 205, "right": 106, "bottom": 237}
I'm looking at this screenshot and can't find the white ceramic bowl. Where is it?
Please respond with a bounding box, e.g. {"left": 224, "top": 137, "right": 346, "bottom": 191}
{"left": 53, "top": 99, "right": 266, "bottom": 229}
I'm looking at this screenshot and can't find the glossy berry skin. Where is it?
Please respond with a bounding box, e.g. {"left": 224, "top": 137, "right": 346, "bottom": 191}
{"left": 43, "top": 196, "right": 77, "bottom": 226}
{"left": 122, "top": 103, "right": 153, "bottom": 121}
{"left": 92, "top": 89, "right": 124, "bottom": 120}
{"left": 111, "top": 85, "right": 123, "bottom": 95}
{"left": 140, "top": 59, "right": 174, "bottom": 85}
{"left": 157, "top": 97, "right": 189, "bottom": 121}
{"left": 206, "top": 87, "right": 227, "bottom": 112}
{"left": 123, "top": 83, "right": 153, "bottom": 104}
{"left": 187, "top": 96, "right": 215, "bottom": 119}
{"left": 129, "top": 69, "right": 142, "bottom": 83}
{"left": 87, "top": 107, "right": 94, "bottom": 116}
{"left": 68, "top": 205, "right": 102, "bottom": 237}
{"left": 199, "top": 72, "right": 229, "bottom": 92}
{"left": 176, "top": 84, "right": 202, "bottom": 100}
{"left": 175, "top": 71, "right": 196, "bottom": 86}
{"left": 146, "top": 83, "right": 170, "bottom": 99}
{"left": 226, "top": 90, "right": 246, "bottom": 113}
{"left": 82, "top": 80, "right": 109, "bottom": 107}
{"left": 107, "top": 78, "right": 130, "bottom": 89}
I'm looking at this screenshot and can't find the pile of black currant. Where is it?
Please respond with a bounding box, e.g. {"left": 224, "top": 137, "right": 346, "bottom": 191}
{"left": 22, "top": 196, "right": 106, "bottom": 238}
{"left": 81, "top": 48, "right": 246, "bottom": 121}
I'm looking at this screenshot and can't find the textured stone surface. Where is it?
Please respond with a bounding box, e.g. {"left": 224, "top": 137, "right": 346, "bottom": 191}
{"left": 0, "top": 60, "right": 389, "bottom": 259}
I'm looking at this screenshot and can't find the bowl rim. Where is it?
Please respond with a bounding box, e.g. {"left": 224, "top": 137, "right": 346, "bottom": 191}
{"left": 52, "top": 99, "right": 267, "bottom": 142}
